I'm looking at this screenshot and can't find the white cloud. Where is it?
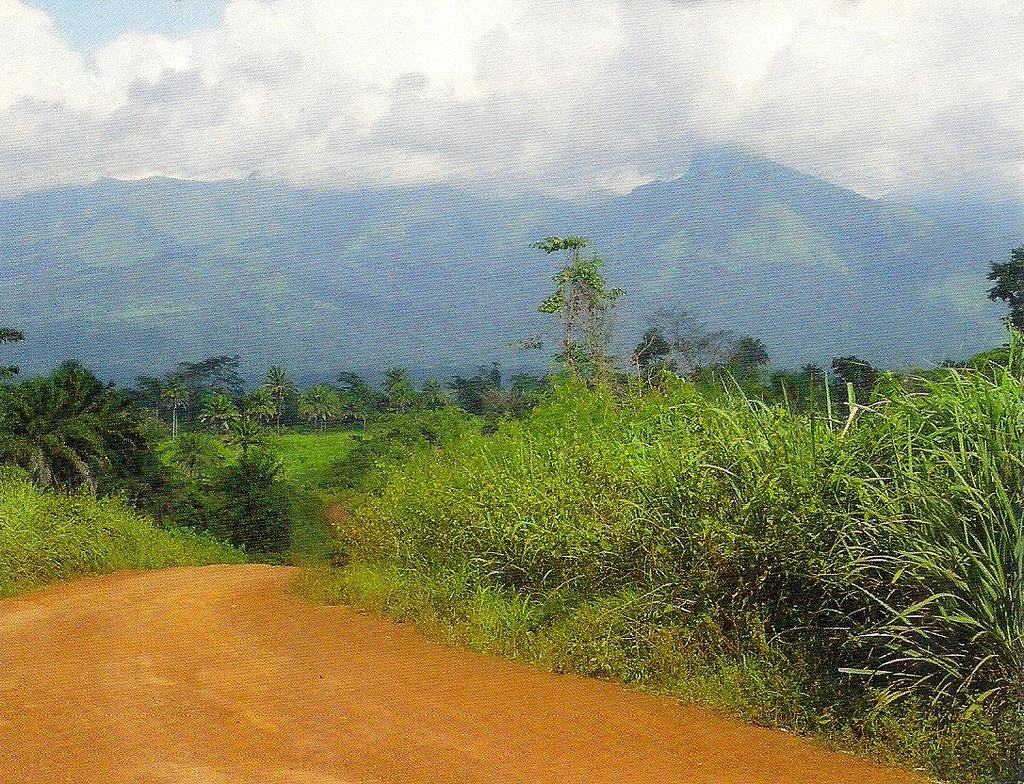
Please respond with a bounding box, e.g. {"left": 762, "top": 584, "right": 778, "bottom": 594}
{"left": 0, "top": 0, "right": 1021, "bottom": 200}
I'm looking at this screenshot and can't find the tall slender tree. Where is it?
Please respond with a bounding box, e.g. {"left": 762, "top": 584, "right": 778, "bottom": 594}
{"left": 160, "top": 377, "right": 188, "bottom": 438}
{"left": 199, "top": 391, "right": 240, "bottom": 434}
{"left": 262, "top": 366, "right": 295, "bottom": 433}
{"left": 245, "top": 386, "right": 278, "bottom": 427}
{"left": 533, "top": 236, "right": 623, "bottom": 382}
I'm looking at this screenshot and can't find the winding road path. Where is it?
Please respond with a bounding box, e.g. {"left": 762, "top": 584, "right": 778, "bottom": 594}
{"left": 0, "top": 565, "right": 923, "bottom": 783}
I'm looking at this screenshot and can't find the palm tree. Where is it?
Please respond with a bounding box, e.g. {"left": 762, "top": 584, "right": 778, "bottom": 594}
{"left": 245, "top": 387, "right": 277, "bottom": 426}
{"left": 159, "top": 377, "right": 188, "bottom": 438}
{"left": 0, "top": 361, "right": 150, "bottom": 492}
{"left": 167, "top": 432, "right": 221, "bottom": 482}
{"left": 340, "top": 391, "right": 371, "bottom": 428}
{"left": 262, "top": 366, "right": 295, "bottom": 434}
{"left": 225, "top": 414, "right": 267, "bottom": 457}
{"left": 199, "top": 391, "right": 240, "bottom": 434}
{"left": 383, "top": 368, "right": 418, "bottom": 413}
{"left": 298, "top": 385, "right": 341, "bottom": 433}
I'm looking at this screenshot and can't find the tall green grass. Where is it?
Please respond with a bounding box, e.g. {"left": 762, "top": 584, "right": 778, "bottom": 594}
{"left": 307, "top": 356, "right": 1024, "bottom": 782}
{"left": 0, "top": 469, "right": 242, "bottom": 597}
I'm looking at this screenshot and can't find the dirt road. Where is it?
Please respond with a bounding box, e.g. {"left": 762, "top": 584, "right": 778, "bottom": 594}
{"left": 0, "top": 565, "right": 922, "bottom": 783}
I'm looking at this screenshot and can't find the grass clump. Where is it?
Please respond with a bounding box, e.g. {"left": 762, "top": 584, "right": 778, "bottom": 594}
{"left": 0, "top": 469, "right": 242, "bottom": 597}
{"left": 306, "top": 355, "right": 1024, "bottom": 782}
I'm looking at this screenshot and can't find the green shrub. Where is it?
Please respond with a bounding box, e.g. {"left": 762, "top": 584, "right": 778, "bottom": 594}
{"left": 0, "top": 468, "right": 242, "bottom": 597}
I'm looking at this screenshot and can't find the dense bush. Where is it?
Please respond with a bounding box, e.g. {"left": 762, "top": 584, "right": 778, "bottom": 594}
{"left": 212, "top": 450, "right": 292, "bottom": 555}
{"left": 320, "top": 362, "right": 1023, "bottom": 782}
{"left": 0, "top": 468, "right": 242, "bottom": 597}
{"left": 320, "top": 408, "right": 477, "bottom": 493}
{"left": 159, "top": 436, "right": 294, "bottom": 557}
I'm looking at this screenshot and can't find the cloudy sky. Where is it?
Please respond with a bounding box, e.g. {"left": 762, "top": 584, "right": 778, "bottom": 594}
{"left": 1, "top": 0, "right": 1021, "bottom": 200}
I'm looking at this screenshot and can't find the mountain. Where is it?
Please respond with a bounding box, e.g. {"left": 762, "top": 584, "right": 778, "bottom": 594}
{"left": 0, "top": 148, "right": 1015, "bottom": 382}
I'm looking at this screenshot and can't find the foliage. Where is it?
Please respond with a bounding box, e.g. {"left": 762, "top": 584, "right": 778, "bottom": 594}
{"left": 838, "top": 345, "right": 1024, "bottom": 746}
{"left": 631, "top": 326, "right": 671, "bottom": 378}
{"left": 245, "top": 386, "right": 278, "bottom": 426}
{"left": 270, "top": 431, "right": 360, "bottom": 564}
{"left": 262, "top": 366, "right": 296, "bottom": 433}
{"left": 988, "top": 245, "right": 1024, "bottom": 331}
{"left": 726, "top": 336, "right": 771, "bottom": 380}
{"left": 336, "top": 372, "right": 376, "bottom": 426}
{"left": 450, "top": 363, "right": 503, "bottom": 415}
{"left": 178, "top": 355, "right": 244, "bottom": 397}
{"left": 534, "top": 236, "right": 623, "bottom": 382}
{"left": 211, "top": 450, "right": 291, "bottom": 555}
{"left": 318, "top": 408, "right": 476, "bottom": 493}
{"left": 199, "top": 391, "right": 240, "bottom": 433}
{"left": 159, "top": 377, "right": 187, "bottom": 438}
{"left": 272, "top": 431, "right": 357, "bottom": 488}
{"left": 163, "top": 432, "right": 226, "bottom": 481}
{"left": 832, "top": 355, "right": 880, "bottom": 403}
{"left": 0, "top": 468, "right": 242, "bottom": 597}
{"left": 382, "top": 368, "right": 418, "bottom": 413}
{"left": 420, "top": 378, "right": 450, "bottom": 410}
{"left": 0, "top": 327, "right": 24, "bottom": 380}
{"left": 450, "top": 364, "right": 547, "bottom": 421}
{"left": 298, "top": 384, "right": 342, "bottom": 432}
{"left": 767, "top": 364, "right": 828, "bottom": 412}
{"left": 644, "top": 308, "right": 739, "bottom": 378}
{"left": 0, "top": 362, "right": 157, "bottom": 494}
{"left": 223, "top": 412, "right": 269, "bottom": 456}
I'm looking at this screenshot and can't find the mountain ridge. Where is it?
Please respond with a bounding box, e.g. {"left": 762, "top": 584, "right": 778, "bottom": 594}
{"left": 0, "top": 147, "right": 1013, "bottom": 381}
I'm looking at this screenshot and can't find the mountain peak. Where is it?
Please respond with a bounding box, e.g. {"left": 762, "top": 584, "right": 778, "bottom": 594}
{"left": 682, "top": 146, "right": 872, "bottom": 205}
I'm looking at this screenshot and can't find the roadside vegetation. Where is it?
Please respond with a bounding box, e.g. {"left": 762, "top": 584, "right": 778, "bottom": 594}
{"left": 309, "top": 361, "right": 1021, "bottom": 782}
{"left": 0, "top": 469, "right": 241, "bottom": 597}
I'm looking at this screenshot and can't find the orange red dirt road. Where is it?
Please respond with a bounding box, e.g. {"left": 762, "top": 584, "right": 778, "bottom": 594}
{"left": 0, "top": 565, "right": 923, "bottom": 783}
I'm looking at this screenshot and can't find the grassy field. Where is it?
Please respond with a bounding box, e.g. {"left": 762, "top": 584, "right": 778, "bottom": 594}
{"left": 300, "top": 363, "right": 1023, "bottom": 783}
{"left": 272, "top": 430, "right": 358, "bottom": 488}
{"left": 0, "top": 469, "right": 243, "bottom": 598}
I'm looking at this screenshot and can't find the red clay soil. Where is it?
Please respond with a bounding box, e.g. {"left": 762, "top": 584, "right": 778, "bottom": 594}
{"left": 0, "top": 565, "right": 925, "bottom": 783}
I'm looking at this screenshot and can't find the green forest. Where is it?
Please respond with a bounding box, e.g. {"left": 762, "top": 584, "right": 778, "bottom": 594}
{"left": 3, "top": 238, "right": 1024, "bottom": 783}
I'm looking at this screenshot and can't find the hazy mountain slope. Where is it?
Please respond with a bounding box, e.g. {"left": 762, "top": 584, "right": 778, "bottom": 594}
{"left": 590, "top": 148, "right": 1007, "bottom": 367}
{"left": 0, "top": 148, "right": 1011, "bottom": 380}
